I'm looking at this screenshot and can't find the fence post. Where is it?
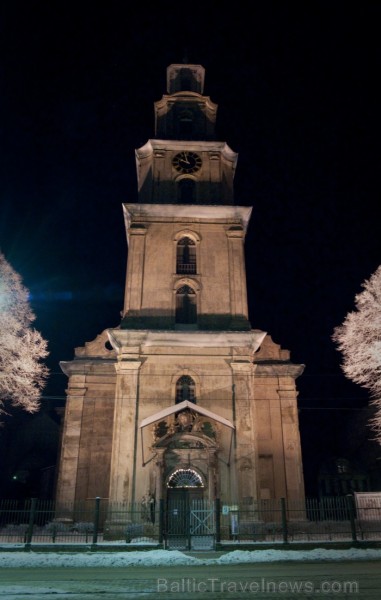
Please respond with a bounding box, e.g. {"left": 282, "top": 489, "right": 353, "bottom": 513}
{"left": 158, "top": 499, "right": 164, "bottom": 546}
{"left": 280, "top": 497, "right": 288, "bottom": 543}
{"left": 25, "top": 497, "right": 37, "bottom": 550}
{"left": 215, "top": 498, "right": 221, "bottom": 548}
{"left": 346, "top": 495, "right": 357, "bottom": 543}
{"left": 92, "top": 497, "right": 101, "bottom": 546}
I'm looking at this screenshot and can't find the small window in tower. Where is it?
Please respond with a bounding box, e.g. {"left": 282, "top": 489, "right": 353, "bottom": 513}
{"left": 176, "top": 375, "right": 196, "bottom": 404}
{"left": 180, "top": 74, "right": 192, "bottom": 90}
{"left": 178, "top": 178, "right": 195, "bottom": 204}
{"left": 179, "top": 119, "right": 193, "bottom": 138}
{"left": 176, "top": 237, "right": 196, "bottom": 274}
{"left": 181, "top": 74, "right": 192, "bottom": 91}
{"left": 179, "top": 109, "right": 194, "bottom": 139}
{"left": 176, "top": 285, "right": 197, "bottom": 324}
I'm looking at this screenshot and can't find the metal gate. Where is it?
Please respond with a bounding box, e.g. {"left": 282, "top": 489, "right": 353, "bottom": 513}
{"left": 165, "top": 496, "right": 215, "bottom": 550}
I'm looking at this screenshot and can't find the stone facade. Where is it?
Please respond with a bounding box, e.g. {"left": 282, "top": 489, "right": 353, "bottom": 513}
{"left": 55, "top": 63, "right": 305, "bottom": 509}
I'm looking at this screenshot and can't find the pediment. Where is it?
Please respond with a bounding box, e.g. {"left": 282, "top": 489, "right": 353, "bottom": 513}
{"left": 139, "top": 400, "right": 234, "bottom": 430}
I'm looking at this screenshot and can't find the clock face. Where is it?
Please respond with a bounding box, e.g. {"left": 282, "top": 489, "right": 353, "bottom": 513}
{"left": 172, "top": 151, "right": 202, "bottom": 174}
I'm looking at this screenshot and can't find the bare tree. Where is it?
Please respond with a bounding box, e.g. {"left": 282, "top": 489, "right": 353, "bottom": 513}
{"left": 332, "top": 265, "right": 381, "bottom": 443}
{"left": 0, "top": 253, "right": 49, "bottom": 417}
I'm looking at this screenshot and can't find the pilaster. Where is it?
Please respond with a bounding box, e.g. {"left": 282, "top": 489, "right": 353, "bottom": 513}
{"left": 230, "top": 361, "right": 258, "bottom": 504}
{"left": 55, "top": 379, "right": 86, "bottom": 506}
{"left": 155, "top": 449, "right": 165, "bottom": 500}
{"left": 108, "top": 359, "right": 142, "bottom": 503}
{"left": 278, "top": 384, "right": 305, "bottom": 502}
{"left": 255, "top": 362, "right": 305, "bottom": 501}
{"left": 122, "top": 223, "right": 147, "bottom": 317}
{"left": 226, "top": 227, "right": 250, "bottom": 327}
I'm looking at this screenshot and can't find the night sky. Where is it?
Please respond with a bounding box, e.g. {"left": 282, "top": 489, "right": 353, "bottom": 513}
{"left": 1, "top": 2, "right": 380, "bottom": 497}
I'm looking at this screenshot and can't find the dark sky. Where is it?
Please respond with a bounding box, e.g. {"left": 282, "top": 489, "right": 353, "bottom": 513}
{"left": 1, "top": 1, "right": 380, "bottom": 495}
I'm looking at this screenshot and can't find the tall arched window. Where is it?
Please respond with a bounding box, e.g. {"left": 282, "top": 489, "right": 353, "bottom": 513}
{"left": 176, "top": 285, "right": 197, "bottom": 324}
{"left": 176, "top": 237, "right": 196, "bottom": 274}
{"left": 176, "top": 375, "right": 196, "bottom": 404}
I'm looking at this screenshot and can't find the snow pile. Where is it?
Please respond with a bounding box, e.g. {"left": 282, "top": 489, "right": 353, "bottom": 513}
{"left": 1, "top": 547, "right": 381, "bottom": 568}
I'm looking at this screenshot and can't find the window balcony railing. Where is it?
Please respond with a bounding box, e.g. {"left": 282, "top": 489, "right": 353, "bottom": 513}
{"left": 176, "top": 263, "right": 196, "bottom": 274}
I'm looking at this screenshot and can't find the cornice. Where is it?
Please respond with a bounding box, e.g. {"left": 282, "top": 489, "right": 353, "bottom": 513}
{"left": 254, "top": 362, "right": 305, "bottom": 379}
{"left": 123, "top": 204, "right": 253, "bottom": 233}
{"left": 136, "top": 139, "right": 237, "bottom": 158}
{"left": 108, "top": 329, "right": 266, "bottom": 353}
{"left": 59, "top": 359, "right": 116, "bottom": 376}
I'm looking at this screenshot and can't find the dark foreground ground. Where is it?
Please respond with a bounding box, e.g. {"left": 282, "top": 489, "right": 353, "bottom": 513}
{"left": 0, "top": 560, "right": 380, "bottom": 599}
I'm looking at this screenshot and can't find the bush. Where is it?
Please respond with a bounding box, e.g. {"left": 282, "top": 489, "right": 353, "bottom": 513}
{"left": 125, "top": 523, "right": 144, "bottom": 542}
{"left": 44, "top": 520, "right": 70, "bottom": 541}
{"left": 71, "top": 522, "right": 94, "bottom": 533}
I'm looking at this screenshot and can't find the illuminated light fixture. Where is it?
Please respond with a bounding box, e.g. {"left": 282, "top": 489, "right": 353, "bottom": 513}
{"left": 167, "top": 468, "right": 204, "bottom": 488}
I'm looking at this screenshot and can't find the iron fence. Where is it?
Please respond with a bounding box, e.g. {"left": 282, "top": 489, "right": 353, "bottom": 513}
{"left": 0, "top": 496, "right": 380, "bottom": 548}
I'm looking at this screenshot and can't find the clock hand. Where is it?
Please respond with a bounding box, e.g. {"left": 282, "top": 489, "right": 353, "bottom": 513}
{"left": 182, "top": 152, "right": 190, "bottom": 164}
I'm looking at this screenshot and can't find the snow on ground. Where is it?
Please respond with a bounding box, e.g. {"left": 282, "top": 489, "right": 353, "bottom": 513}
{"left": 1, "top": 547, "right": 381, "bottom": 568}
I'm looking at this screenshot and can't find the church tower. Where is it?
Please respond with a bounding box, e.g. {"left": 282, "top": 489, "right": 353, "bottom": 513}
{"left": 55, "top": 63, "right": 305, "bottom": 514}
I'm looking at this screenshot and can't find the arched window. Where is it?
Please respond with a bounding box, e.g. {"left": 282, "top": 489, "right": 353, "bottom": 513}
{"left": 178, "top": 178, "right": 195, "bottom": 203}
{"left": 179, "top": 109, "right": 193, "bottom": 138}
{"left": 176, "top": 375, "right": 196, "bottom": 404}
{"left": 176, "top": 285, "right": 197, "bottom": 324}
{"left": 176, "top": 237, "right": 196, "bottom": 274}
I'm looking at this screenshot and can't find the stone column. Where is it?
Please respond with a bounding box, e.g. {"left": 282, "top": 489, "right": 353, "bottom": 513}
{"left": 226, "top": 228, "right": 249, "bottom": 327}
{"left": 255, "top": 362, "right": 305, "bottom": 505}
{"left": 155, "top": 449, "right": 165, "bottom": 500}
{"left": 207, "top": 449, "right": 217, "bottom": 501}
{"left": 278, "top": 373, "right": 306, "bottom": 505}
{"left": 230, "top": 361, "right": 257, "bottom": 504}
{"left": 108, "top": 359, "right": 142, "bottom": 504}
{"left": 55, "top": 375, "right": 86, "bottom": 508}
{"left": 123, "top": 225, "right": 147, "bottom": 316}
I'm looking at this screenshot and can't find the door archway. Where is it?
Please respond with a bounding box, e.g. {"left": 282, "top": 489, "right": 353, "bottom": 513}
{"left": 166, "top": 468, "right": 205, "bottom": 542}
{"left": 166, "top": 467, "right": 205, "bottom": 505}
{"left": 168, "top": 468, "right": 204, "bottom": 488}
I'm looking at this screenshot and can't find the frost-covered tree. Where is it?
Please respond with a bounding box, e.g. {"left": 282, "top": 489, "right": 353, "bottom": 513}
{"left": 332, "top": 265, "right": 381, "bottom": 443}
{"left": 0, "top": 253, "right": 49, "bottom": 418}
